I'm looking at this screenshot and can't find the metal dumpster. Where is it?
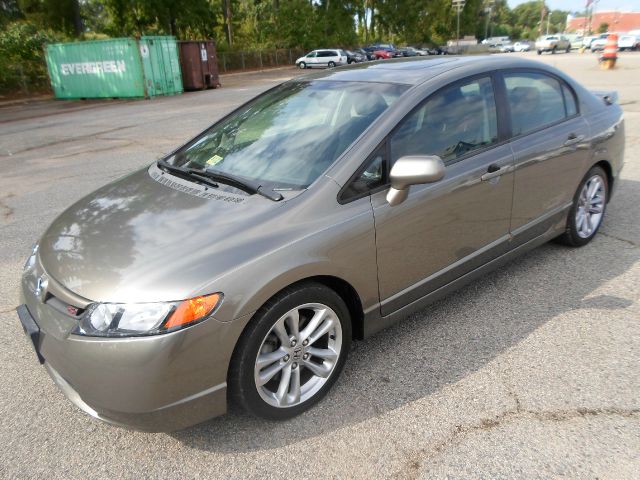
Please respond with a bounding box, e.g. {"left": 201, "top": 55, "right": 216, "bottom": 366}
{"left": 45, "top": 36, "right": 183, "bottom": 99}
{"left": 178, "top": 41, "right": 221, "bottom": 90}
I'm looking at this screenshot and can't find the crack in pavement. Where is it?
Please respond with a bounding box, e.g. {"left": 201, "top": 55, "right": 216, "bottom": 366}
{"left": 599, "top": 231, "right": 639, "bottom": 247}
{"left": 0, "top": 193, "right": 15, "bottom": 222}
{"left": 398, "top": 393, "right": 639, "bottom": 479}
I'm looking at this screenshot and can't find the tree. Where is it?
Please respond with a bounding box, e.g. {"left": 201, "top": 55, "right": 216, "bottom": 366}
{"left": 597, "top": 22, "right": 609, "bottom": 34}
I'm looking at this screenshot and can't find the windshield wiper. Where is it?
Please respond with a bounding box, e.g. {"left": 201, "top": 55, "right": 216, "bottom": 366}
{"left": 156, "top": 160, "right": 283, "bottom": 201}
{"left": 157, "top": 160, "right": 220, "bottom": 189}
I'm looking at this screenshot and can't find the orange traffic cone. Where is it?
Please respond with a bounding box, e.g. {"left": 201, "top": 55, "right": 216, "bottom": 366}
{"left": 600, "top": 34, "right": 618, "bottom": 70}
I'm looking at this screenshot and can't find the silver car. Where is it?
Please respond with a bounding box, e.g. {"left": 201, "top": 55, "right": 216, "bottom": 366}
{"left": 18, "top": 56, "right": 624, "bottom": 432}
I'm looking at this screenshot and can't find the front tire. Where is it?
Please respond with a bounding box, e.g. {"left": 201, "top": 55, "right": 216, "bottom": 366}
{"left": 328, "top": 61, "right": 336, "bottom": 68}
{"left": 298, "top": 62, "right": 306, "bottom": 69}
{"left": 557, "top": 166, "right": 608, "bottom": 247}
{"left": 228, "top": 282, "right": 352, "bottom": 420}
{"left": 537, "top": 49, "right": 542, "bottom": 55}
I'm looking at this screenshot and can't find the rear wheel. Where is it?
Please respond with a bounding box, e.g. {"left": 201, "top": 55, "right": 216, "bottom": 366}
{"left": 557, "top": 166, "right": 608, "bottom": 247}
{"left": 537, "top": 49, "right": 542, "bottom": 55}
{"left": 552, "top": 46, "right": 557, "bottom": 54}
{"left": 566, "top": 46, "right": 571, "bottom": 53}
{"left": 228, "top": 283, "right": 351, "bottom": 419}
{"left": 328, "top": 61, "right": 336, "bottom": 68}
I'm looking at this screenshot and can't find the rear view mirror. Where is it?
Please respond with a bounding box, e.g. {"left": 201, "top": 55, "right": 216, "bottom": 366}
{"left": 387, "top": 155, "right": 445, "bottom": 206}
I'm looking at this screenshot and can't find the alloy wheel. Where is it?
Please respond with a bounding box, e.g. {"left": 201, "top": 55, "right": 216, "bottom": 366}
{"left": 575, "top": 174, "right": 605, "bottom": 238}
{"left": 254, "top": 303, "right": 342, "bottom": 408}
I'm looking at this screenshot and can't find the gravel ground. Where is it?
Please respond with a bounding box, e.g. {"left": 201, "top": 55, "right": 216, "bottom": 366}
{"left": 0, "top": 53, "right": 638, "bottom": 479}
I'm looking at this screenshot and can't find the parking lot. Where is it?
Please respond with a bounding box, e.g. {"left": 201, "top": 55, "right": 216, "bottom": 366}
{"left": 0, "top": 52, "right": 638, "bottom": 479}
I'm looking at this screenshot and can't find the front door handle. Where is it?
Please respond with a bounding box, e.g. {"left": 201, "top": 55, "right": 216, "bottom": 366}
{"left": 481, "top": 164, "right": 503, "bottom": 181}
{"left": 564, "top": 133, "right": 585, "bottom": 146}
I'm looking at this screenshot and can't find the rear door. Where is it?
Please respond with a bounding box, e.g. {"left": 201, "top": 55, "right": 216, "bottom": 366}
{"left": 502, "top": 70, "right": 590, "bottom": 244}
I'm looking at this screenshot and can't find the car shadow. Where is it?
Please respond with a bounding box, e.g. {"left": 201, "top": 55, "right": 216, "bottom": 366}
{"left": 170, "top": 178, "right": 638, "bottom": 453}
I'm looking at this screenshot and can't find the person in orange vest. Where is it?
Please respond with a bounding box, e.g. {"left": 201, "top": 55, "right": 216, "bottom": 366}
{"left": 600, "top": 34, "right": 618, "bottom": 70}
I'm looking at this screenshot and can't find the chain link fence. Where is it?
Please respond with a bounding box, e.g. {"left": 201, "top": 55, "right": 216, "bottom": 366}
{"left": 0, "top": 61, "right": 51, "bottom": 96}
{"left": 217, "top": 48, "right": 307, "bottom": 73}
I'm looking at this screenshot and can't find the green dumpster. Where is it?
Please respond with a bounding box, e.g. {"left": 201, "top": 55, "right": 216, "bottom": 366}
{"left": 45, "top": 36, "right": 183, "bottom": 99}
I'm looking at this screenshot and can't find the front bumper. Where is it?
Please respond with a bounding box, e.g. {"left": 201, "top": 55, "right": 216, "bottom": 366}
{"left": 17, "top": 283, "right": 249, "bottom": 431}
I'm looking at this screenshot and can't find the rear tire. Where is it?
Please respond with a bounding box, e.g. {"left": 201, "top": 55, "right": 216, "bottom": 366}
{"left": 537, "top": 49, "right": 542, "bottom": 55}
{"left": 556, "top": 166, "right": 608, "bottom": 247}
{"left": 552, "top": 46, "right": 557, "bottom": 54}
{"left": 328, "top": 61, "right": 336, "bottom": 68}
{"left": 228, "top": 282, "right": 351, "bottom": 420}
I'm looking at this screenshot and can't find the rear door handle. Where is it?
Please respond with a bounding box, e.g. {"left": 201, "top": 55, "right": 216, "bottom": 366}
{"left": 481, "top": 164, "right": 504, "bottom": 181}
{"left": 564, "top": 133, "right": 585, "bottom": 146}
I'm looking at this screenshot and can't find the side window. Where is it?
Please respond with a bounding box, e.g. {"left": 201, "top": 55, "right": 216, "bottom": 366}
{"left": 390, "top": 76, "right": 498, "bottom": 166}
{"left": 341, "top": 143, "right": 387, "bottom": 201}
{"left": 504, "top": 72, "right": 567, "bottom": 136}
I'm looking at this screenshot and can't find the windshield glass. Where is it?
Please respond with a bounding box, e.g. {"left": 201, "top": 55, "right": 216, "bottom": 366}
{"left": 170, "top": 80, "right": 408, "bottom": 189}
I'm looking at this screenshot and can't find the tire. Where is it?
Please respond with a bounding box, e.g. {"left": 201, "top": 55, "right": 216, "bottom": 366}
{"left": 552, "top": 46, "right": 557, "bottom": 54}
{"left": 228, "top": 282, "right": 352, "bottom": 420}
{"left": 556, "top": 165, "right": 608, "bottom": 247}
{"left": 328, "top": 61, "right": 336, "bottom": 68}
{"left": 298, "top": 62, "right": 306, "bottom": 69}
{"left": 566, "top": 46, "right": 570, "bottom": 53}
{"left": 537, "top": 49, "right": 542, "bottom": 55}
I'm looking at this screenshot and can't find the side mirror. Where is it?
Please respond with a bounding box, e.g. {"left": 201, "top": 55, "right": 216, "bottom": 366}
{"left": 386, "top": 155, "right": 445, "bottom": 206}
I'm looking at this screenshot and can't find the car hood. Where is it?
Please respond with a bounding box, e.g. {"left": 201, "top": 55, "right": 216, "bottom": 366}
{"left": 38, "top": 165, "right": 295, "bottom": 303}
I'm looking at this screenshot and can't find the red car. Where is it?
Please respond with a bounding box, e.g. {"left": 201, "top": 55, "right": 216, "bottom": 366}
{"left": 373, "top": 49, "right": 393, "bottom": 59}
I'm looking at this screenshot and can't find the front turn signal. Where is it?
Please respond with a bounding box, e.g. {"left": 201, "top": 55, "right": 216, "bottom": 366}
{"left": 164, "top": 293, "right": 222, "bottom": 330}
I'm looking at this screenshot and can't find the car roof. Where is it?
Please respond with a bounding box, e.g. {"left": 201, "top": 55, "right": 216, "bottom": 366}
{"left": 294, "top": 55, "right": 555, "bottom": 86}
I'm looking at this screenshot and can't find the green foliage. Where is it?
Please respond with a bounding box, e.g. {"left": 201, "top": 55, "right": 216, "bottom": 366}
{"left": 597, "top": 22, "right": 609, "bottom": 34}
{"left": 0, "top": 21, "right": 63, "bottom": 92}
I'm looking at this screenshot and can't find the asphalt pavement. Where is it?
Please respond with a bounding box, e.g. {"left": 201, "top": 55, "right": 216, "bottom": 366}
{"left": 0, "top": 53, "right": 638, "bottom": 479}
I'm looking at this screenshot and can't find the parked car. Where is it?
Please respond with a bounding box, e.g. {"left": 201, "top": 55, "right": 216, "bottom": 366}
{"left": 398, "top": 47, "right": 419, "bottom": 57}
{"left": 513, "top": 41, "right": 531, "bottom": 52}
{"left": 295, "top": 49, "right": 347, "bottom": 69}
{"left": 354, "top": 48, "right": 373, "bottom": 60}
{"left": 535, "top": 35, "right": 571, "bottom": 54}
{"left": 369, "top": 44, "right": 402, "bottom": 58}
{"left": 399, "top": 46, "right": 428, "bottom": 56}
{"left": 582, "top": 35, "right": 598, "bottom": 48}
{"left": 345, "top": 49, "right": 366, "bottom": 64}
{"left": 360, "top": 46, "right": 377, "bottom": 60}
{"left": 18, "top": 56, "right": 624, "bottom": 432}
{"left": 373, "top": 48, "right": 394, "bottom": 59}
{"left": 488, "top": 43, "right": 514, "bottom": 53}
{"left": 590, "top": 33, "right": 610, "bottom": 52}
{"left": 569, "top": 35, "right": 584, "bottom": 50}
{"left": 618, "top": 35, "right": 639, "bottom": 51}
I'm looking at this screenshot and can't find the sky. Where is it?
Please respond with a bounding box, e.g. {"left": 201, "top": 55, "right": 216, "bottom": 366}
{"left": 506, "top": 0, "right": 640, "bottom": 13}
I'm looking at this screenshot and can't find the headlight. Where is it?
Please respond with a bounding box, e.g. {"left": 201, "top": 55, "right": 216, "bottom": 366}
{"left": 23, "top": 243, "right": 39, "bottom": 272}
{"left": 73, "top": 293, "right": 222, "bottom": 337}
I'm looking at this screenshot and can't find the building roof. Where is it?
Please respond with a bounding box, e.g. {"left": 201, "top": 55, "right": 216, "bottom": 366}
{"left": 567, "top": 11, "right": 640, "bottom": 34}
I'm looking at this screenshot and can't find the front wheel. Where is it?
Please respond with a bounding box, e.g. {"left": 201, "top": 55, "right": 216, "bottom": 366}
{"left": 566, "top": 46, "right": 571, "bottom": 53}
{"left": 557, "top": 166, "right": 608, "bottom": 247}
{"left": 228, "top": 283, "right": 351, "bottom": 419}
{"left": 298, "top": 62, "right": 306, "bottom": 69}
{"left": 328, "top": 61, "right": 336, "bottom": 68}
{"left": 552, "top": 46, "right": 557, "bottom": 54}
{"left": 537, "top": 49, "right": 542, "bottom": 55}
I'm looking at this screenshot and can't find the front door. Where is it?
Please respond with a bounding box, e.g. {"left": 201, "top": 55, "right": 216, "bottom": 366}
{"left": 371, "top": 75, "right": 515, "bottom": 316}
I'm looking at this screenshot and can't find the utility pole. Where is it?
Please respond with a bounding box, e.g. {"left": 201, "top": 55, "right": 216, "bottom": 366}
{"left": 546, "top": 10, "right": 551, "bottom": 34}
{"left": 452, "top": 0, "right": 465, "bottom": 53}
{"left": 539, "top": 1, "right": 545, "bottom": 36}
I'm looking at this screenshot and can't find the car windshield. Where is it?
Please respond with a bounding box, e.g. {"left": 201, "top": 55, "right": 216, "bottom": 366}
{"left": 169, "top": 80, "right": 408, "bottom": 189}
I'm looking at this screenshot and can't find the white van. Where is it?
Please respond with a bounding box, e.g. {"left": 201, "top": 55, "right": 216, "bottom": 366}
{"left": 296, "top": 49, "right": 348, "bottom": 69}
